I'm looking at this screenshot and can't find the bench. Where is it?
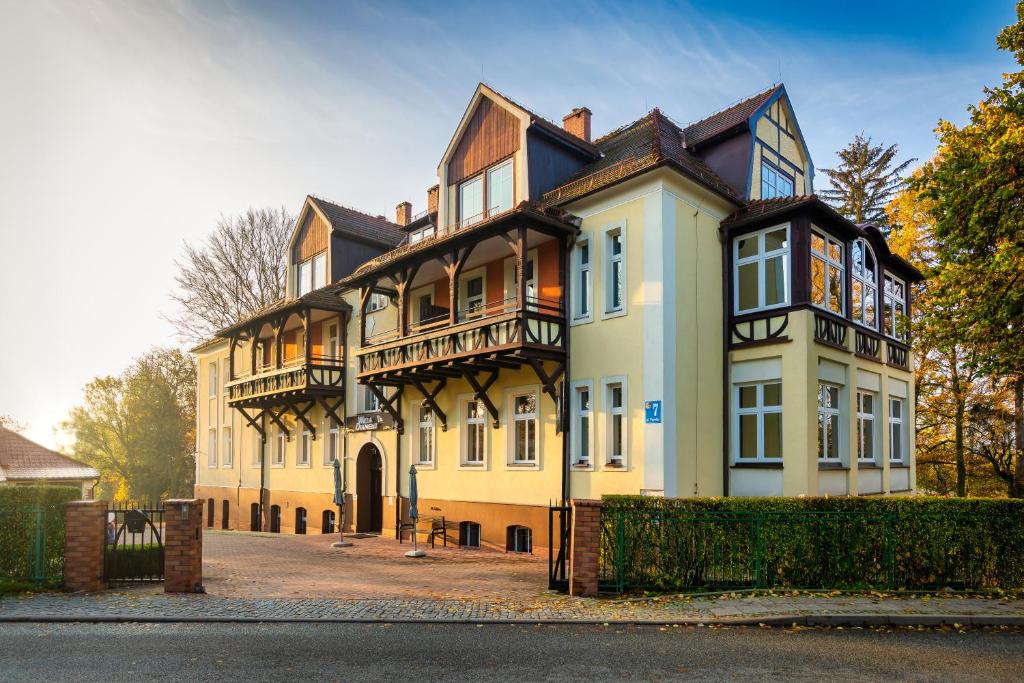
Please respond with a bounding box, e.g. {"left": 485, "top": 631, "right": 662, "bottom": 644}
{"left": 396, "top": 516, "right": 447, "bottom": 548}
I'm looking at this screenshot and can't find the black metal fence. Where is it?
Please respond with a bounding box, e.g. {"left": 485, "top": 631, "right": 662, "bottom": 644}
{"left": 548, "top": 504, "right": 571, "bottom": 591}
{"left": 104, "top": 501, "right": 165, "bottom": 584}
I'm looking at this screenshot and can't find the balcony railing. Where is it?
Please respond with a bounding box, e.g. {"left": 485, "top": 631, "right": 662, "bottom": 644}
{"left": 226, "top": 354, "right": 344, "bottom": 405}
{"left": 357, "top": 299, "right": 565, "bottom": 379}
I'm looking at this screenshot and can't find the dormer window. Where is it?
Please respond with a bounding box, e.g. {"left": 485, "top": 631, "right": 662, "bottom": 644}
{"left": 761, "top": 160, "right": 794, "bottom": 199}
{"left": 408, "top": 226, "right": 435, "bottom": 244}
{"left": 458, "top": 159, "right": 513, "bottom": 227}
{"left": 297, "top": 252, "right": 326, "bottom": 296}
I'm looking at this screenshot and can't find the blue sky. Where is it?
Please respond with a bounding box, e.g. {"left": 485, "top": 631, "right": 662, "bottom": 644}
{"left": 0, "top": 0, "right": 1017, "bottom": 448}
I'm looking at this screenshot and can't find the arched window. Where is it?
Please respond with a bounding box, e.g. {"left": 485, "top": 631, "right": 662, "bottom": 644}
{"left": 221, "top": 500, "right": 229, "bottom": 530}
{"left": 459, "top": 521, "right": 481, "bottom": 548}
{"left": 321, "top": 510, "right": 335, "bottom": 534}
{"left": 295, "top": 507, "right": 307, "bottom": 534}
{"left": 270, "top": 505, "right": 281, "bottom": 533}
{"left": 207, "top": 498, "right": 214, "bottom": 528}
{"left": 506, "top": 525, "right": 532, "bottom": 553}
{"left": 851, "top": 239, "right": 877, "bottom": 328}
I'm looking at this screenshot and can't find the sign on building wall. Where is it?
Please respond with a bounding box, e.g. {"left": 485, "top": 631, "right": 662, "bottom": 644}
{"left": 345, "top": 412, "right": 396, "bottom": 432}
{"left": 644, "top": 400, "right": 662, "bottom": 424}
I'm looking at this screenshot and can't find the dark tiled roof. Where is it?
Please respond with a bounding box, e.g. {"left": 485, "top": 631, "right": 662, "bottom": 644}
{"left": 215, "top": 286, "right": 352, "bottom": 337}
{"left": 683, "top": 85, "right": 781, "bottom": 148}
{"left": 543, "top": 109, "right": 743, "bottom": 205}
{"left": 309, "top": 196, "right": 406, "bottom": 248}
{"left": 0, "top": 427, "right": 98, "bottom": 482}
{"left": 485, "top": 84, "right": 599, "bottom": 157}
{"left": 721, "top": 195, "right": 817, "bottom": 227}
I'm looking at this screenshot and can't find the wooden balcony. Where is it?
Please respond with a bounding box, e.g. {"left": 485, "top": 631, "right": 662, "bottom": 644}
{"left": 226, "top": 354, "right": 345, "bottom": 408}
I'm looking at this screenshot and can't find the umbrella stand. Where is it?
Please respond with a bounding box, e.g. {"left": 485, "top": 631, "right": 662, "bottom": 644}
{"left": 331, "top": 457, "right": 352, "bottom": 548}
{"left": 404, "top": 465, "right": 425, "bottom": 558}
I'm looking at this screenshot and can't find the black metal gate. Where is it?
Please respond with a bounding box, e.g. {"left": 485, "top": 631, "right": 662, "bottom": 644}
{"left": 548, "top": 503, "right": 571, "bottom": 591}
{"left": 104, "top": 501, "right": 164, "bottom": 585}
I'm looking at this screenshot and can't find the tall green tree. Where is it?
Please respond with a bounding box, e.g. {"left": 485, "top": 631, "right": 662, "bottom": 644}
{"left": 820, "top": 134, "right": 915, "bottom": 227}
{"left": 64, "top": 348, "right": 196, "bottom": 501}
{"left": 916, "top": 2, "right": 1024, "bottom": 496}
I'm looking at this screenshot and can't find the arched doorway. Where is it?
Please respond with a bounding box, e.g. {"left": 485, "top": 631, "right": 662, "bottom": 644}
{"left": 356, "top": 443, "right": 383, "bottom": 533}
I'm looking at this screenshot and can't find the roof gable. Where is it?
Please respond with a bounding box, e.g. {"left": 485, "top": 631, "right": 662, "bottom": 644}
{"left": 683, "top": 84, "right": 782, "bottom": 148}
{"left": 307, "top": 196, "right": 405, "bottom": 248}
{"left": 0, "top": 427, "right": 99, "bottom": 482}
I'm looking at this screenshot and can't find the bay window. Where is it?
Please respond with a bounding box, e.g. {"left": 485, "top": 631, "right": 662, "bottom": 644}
{"left": 735, "top": 225, "right": 789, "bottom": 313}
{"left": 883, "top": 273, "right": 907, "bottom": 340}
{"left": 851, "top": 239, "right": 878, "bottom": 328}
{"left": 735, "top": 381, "right": 782, "bottom": 461}
{"left": 817, "top": 383, "right": 840, "bottom": 462}
{"left": 810, "top": 229, "right": 844, "bottom": 314}
{"left": 856, "top": 390, "right": 876, "bottom": 463}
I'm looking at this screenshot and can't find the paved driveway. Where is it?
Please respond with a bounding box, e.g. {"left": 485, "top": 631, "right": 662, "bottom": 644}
{"left": 202, "top": 530, "right": 549, "bottom": 600}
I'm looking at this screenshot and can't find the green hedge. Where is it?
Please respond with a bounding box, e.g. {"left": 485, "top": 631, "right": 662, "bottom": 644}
{"left": 0, "top": 486, "right": 80, "bottom": 583}
{"left": 599, "top": 496, "right": 1024, "bottom": 593}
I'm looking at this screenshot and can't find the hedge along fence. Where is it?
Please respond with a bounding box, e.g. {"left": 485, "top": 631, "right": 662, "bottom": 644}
{"left": 0, "top": 486, "right": 81, "bottom": 584}
{"left": 599, "top": 496, "right": 1024, "bottom": 593}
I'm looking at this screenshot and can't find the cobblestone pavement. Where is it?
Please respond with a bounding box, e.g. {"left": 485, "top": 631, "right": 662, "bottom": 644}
{"left": 3, "top": 591, "right": 1024, "bottom": 625}
{"left": 201, "top": 530, "right": 549, "bottom": 600}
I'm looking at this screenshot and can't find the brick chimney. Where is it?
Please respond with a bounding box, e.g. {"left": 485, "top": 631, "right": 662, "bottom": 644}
{"left": 426, "top": 185, "right": 439, "bottom": 214}
{"left": 563, "top": 107, "right": 592, "bottom": 143}
{"left": 395, "top": 201, "right": 412, "bottom": 226}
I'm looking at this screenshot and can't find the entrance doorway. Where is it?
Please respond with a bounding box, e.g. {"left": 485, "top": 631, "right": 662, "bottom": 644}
{"left": 356, "top": 443, "right": 383, "bottom": 533}
{"left": 250, "top": 503, "right": 261, "bottom": 531}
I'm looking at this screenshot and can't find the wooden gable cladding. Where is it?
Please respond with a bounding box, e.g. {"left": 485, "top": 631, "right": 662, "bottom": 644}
{"left": 448, "top": 97, "right": 520, "bottom": 185}
{"left": 294, "top": 207, "right": 330, "bottom": 262}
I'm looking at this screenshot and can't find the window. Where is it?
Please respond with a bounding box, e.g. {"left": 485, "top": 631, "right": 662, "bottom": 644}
{"left": 761, "top": 160, "right": 794, "bottom": 199}
{"left": 459, "top": 521, "right": 481, "bottom": 547}
{"left": 507, "top": 525, "right": 532, "bottom": 553}
{"left": 883, "top": 273, "right": 907, "bottom": 340}
{"left": 734, "top": 225, "right": 789, "bottom": 313}
{"left": 326, "top": 323, "right": 339, "bottom": 359}
{"left": 361, "top": 385, "right": 381, "bottom": 413}
{"left": 889, "top": 397, "right": 904, "bottom": 462}
{"left": 417, "top": 406, "right": 434, "bottom": 465}
{"left": 366, "top": 293, "right": 388, "bottom": 313}
{"left": 487, "top": 160, "right": 513, "bottom": 215}
{"left": 208, "top": 362, "right": 218, "bottom": 399}
{"left": 735, "top": 381, "right": 783, "bottom": 461}
{"left": 605, "top": 379, "right": 626, "bottom": 466}
{"left": 463, "top": 400, "right": 486, "bottom": 465}
{"left": 810, "top": 229, "right": 845, "bottom": 314}
{"left": 312, "top": 252, "right": 326, "bottom": 290}
{"left": 207, "top": 428, "right": 217, "bottom": 467}
{"left": 222, "top": 426, "right": 233, "bottom": 467}
{"left": 253, "top": 436, "right": 264, "bottom": 466}
{"left": 605, "top": 228, "right": 625, "bottom": 314}
{"left": 573, "top": 239, "right": 592, "bottom": 322}
{"left": 298, "top": 430, "right": 311, "bottom": 467}
{"left": 856, "top": 390, "right": 876, "bottom": 463}
{"left": 511, "top": 393, "right": 537, "bottom": 464}
{"left": 409, "top": 226, "right": 435, "bottom": 244}
{"left": 273, "top": 430, "right": 286, "bottom": 466}
{"left": 295, "top": 507, "right": 307, "bottom": 535}
{"left": 851, "top": 239, "right": 878, "bottom": 328}
{"left": 572, "top": 383, "right": 593, "bottom": 466}
{"left": 324, "top": 418, "right": 340, "bottom": 466}
{"left": 817, "top": 383, "right": 840, "bottom": 462}
{"left": 459, "top": 175, "right": 484, "bottom": 226}
{"left": 297, "top": 258, "right": 313, "bottom": 296}
{"left": 465, "top": 276, "right": 484, "bottom": 315}
{"left": 322, "top": 510, "right": 335, "bottom": 534}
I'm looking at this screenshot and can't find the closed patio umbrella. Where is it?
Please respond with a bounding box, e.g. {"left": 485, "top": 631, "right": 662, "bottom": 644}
{"left": 331, "top": 457, "right": 351, "bottom": 548}
{"left": 405, "top": 465, "right": 425, "bottom": 557}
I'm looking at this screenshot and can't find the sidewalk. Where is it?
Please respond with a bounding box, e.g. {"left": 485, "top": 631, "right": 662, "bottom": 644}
{"left": 3, "top": 591, "right": 1023, "bottom": 626}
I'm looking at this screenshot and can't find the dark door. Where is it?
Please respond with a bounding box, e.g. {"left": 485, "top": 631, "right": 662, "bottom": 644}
{"left": 250, "top": 503, "right": 261, "bottom": 531}
{"left": 221, "top": 500, "right": 229, "bottom": 530}
{"left": 356, "top": 444, "right": 384, "bottom": 533}
{"left": 270, "top": 505, "right": 281, "bottom": 533}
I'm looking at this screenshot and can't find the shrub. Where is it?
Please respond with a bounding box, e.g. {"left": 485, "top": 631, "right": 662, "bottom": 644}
{"left": 0, "top": 486, "right": 80, "bottom": 582}
{"left": 599, "top": 496, "right": 1024, "bottom": 592}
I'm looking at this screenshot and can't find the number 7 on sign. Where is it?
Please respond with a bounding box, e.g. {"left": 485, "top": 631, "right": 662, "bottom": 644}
{"left": 645, "top": 400, "right": 662, "bottom": 424}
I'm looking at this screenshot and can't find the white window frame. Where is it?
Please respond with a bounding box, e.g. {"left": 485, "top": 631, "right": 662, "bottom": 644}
{"left": 602, "top": 376, "right": 628, "bottom": 468}
{"left": 252, "top": 436, "right": 264, "bottom": 467}
{"left": 810, "top": 227, "right": 845, "bottom": 315}
{"left": 889, "top": 397, "right": 905, "bottom": 463}
{"left": 817, "top": 382, "right": 841, "bottom": 462}
{"left": 883, "top": 272, "right": 907, "bottom": 341}
{"left": 208, "top": 362, "right": 218, "bottom": 399}
{"left": 459, "top": 267, "right": 487, "bottom": 319}
{"left": 734, "top": 223, "right": 790, "bottom": 314}
{"left": 856, "top": 390, "right": 877, "bottom": 463}
{"left": 487, "top": 159, "right": 514, "bottom": 216}
{"left": 312, "top": 252, "right": 327, "bottom": 290}
{"left": 851, "top": 239, "right": 878, "bottom": 329}
{"left": 366, "top": 293, "right": 388, "bottom": 313}
{"left": 297, "top": 429, "right": 311, "bottom": 468}
{"left": 761, "top": 159, "right": 794, "bottom": 199}
{"left": 222, "top": 426, "right": 233, "bottom": 468}
{"left": 273, "top": 430, "right": 286, "bottom": 467}
{"left": 297, "top": 258, "right": 313, "bottom": 296}
{"left": 602, "top": 224, "right": 626, "bottom": 318}
{"left": 733, "top": 381, "right": 783, "bottom": 463}
{"left": 460, "top": 395, "right": 487, "bottom": 468}
{"left": 360, "top": 385, "right": 381, "bottom": 413}
{"left": 507, "top": 388, "right": 539, "bottom": 467}
{"left": 570, "top": 380, "right": 595, "bottom": 468}
{"left": 571, "top": 237, "right": 593, "bottom": 324}
{"left": 207, "top": 428, "right": 217, "bottom": 468}
{"left": 459, "top": 174, "right": 484, "bottom": 226}
{"left": 324, "top": 417, "right": 340, "bottom": 467}
{"left": 415, "top": 404, "right": 435, "bottom": 467}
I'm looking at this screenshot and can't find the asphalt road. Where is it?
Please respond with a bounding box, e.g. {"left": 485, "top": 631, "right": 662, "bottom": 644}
{"left": 1, "top": 622, "right": 1021, "bottom": 681}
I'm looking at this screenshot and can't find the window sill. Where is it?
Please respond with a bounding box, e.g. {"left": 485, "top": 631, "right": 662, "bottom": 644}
{"left": 600, "top": 308, "right": 627, "bottom": 321}
{"left": 818, "top": 461, "right": 849, "bottom": 470}
{"left": 507, "top": 462, "right": 538, "bottom": 469}
{"left": 602, "top": 461, "right": 626, "bottom": 470}
{"left": 271, "top": 463, "right": 285, "bottom": 469}
{"left": 296, "top": 463, "right": 311, "bottom": 469}
{"left": 459, "top": 462, "right": 486, "bottom": 469}
{"left": 889, "top": 463, "right": 910, "bottom": 469}
{"left": 731, "top": 461, "right": 783, "bottom": 469}
{"left": 570, "top": 316, "right": 593, "bottom": 327}
{"left": 414, "top": 462, "right": 436, "bottom": 471}
{"left": 857, "top": 461, "right": 881, "bottom": 470}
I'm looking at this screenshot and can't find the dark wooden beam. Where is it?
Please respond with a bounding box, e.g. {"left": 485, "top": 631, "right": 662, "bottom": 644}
{"left": 462, "top": 368, "right": 500, "bottom": 428}
{"left": 266, "top": 405, "right": 291, "bottom": 439}
{"left": 236, "top": 407, "right": 266, "bottom": 439}
{"left": 317, "top": 397, "right": 345, "bottom": 428}
{"left": 367, "top": 383, "right": 403, "bottom": 433}
{"left": 410, "top": 377, "right": 448, "bottom": 432}
{"left": 527, "top": 357, "right": 565, "bottom": 405}
{"left": 286, "top": 400, "right": 317, "bottom": 439}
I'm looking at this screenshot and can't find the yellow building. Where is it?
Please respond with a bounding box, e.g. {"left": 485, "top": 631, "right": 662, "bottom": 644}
{"left": 194, "top": 83, "right": 921, "bottom": 551}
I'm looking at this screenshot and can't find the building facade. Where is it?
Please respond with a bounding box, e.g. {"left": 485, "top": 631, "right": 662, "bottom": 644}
{"left": 194, "top": 83, "right": 921, "bottom": 550}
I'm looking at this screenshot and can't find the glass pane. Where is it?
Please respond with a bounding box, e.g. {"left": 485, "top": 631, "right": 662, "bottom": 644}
{"left": 579, "top": 270, "right": 590, "bottom": 315}
{"left": 765, "top": 228, "right": 787, "bottom": 252}
{"left": 891, "top": 424, "right": 902, "bottom": 460}
{"left": 738, "top": 385, "right": 756, "bottom": 409}
{"left": 852, "top": 241, "right": 863, "bottom": 274}
{"left": 579, "top": 243, "right": 589, "bottom": 265}
{"left": 884, "top": 299, "right": 894, "bottom": 336}
{"left": 515, "top": 394, "right": 536, "bottom": 415}
{"left": 862, "top": 393, "right": 873, "bottom": 414}
{"left": 811, "top": 257, "right": 826, "bottom": 306}
{"left": 763, "top": 382, "right": 782, "bottom": 406}
{"left": 611, "top": 385, "right": 622, "bottom": 409}
{"left": 738, "top": 236, "right": 758, "bottom": 259}
{"left": 817, "top": 415, "right": 825, "bottom": 459}
{"left": 738, "top": 262, "right": 759, "bottom": 311}
{"left": 580, "top": 416, "right": 589, "bottom": 460}
{"left": 612, "top": 414, "right": 623, "bottom": 457}
{"left": 827, "top": 386, "right": 839, "bottom": 408}
{"left": 891, "top": 399, "right": 901, "bottom": 419}
{"left": 580, "top": 389, "right": 590, "bottom": 411}
{"left": 467, "top": 401, "right": 479, "bottom": 421}
{"left": 460, "top": 177, "right": 483, "bottom": 225}
{"left": 764, "top": 413, "right": 782, "bottom": 458}
{"left": 828, "top": 265, "right": 843, "bottom": 313}
{"left": 863, "top": 246, "right": 876, "bottom": 282}
{"left": 739, "top": 414, "right": 757, "bottom": 458}
{"left": 865, "top": 287, "right": 876, "bottom": 326}
{"left": 765, "top": 255, "right": 786, "bottom": 306}
{"left": 611, "top": 232, "right": 622, "bottom": 256}
{"left": 611, "top": 261, "right": 623, "bottom": 309}
{"left": 852, "top": 280, "right": 863, "bottom": 321}
{"left": 811, "top": 233, "right": 825, "bottom": 255}
{"left": 863, "top": 420, "right": 874, "bottom": 459}
{"left": 487, "top": 161, "right": 513, "bottom": 214}
{"left": 828, "top": 240, "right": 843, "bottom": 263}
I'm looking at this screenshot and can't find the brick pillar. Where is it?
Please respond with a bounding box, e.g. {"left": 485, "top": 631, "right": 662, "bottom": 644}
{"left": 64, "top": 500, "right": 107, "bottom": 592}
{"left": 569, "top": 499, "right": 602, "bottom": 597}
{"left": 164, "top": 499, "right": 204, "bottom": 593}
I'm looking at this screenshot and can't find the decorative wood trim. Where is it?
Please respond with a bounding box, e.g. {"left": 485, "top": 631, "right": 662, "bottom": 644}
{"left": 813, "top": 312, "right": 849, "bottom": 350}
{"left": 410, "top": 377, "right": 448, "bottom": 432}
{"left": 462, "top": 367, "right": 500, "bottom": 428}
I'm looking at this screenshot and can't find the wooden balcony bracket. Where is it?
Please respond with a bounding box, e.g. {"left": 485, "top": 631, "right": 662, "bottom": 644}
{"left": 266, "top": 405, "right": 292, "bottom": 440}
{"left": 441, "top": 243, "right": 478, "bottom": 325}
{"left": 410, "top": 377, "right": 448, "bottom": 431}
{"left": 461, "top": 366, "right": 500, "bottom": 428}
{"left": 367, "top": 383, "right": 404, "bottom": 433}
{"left": 285, "top": 399, "right": 317, "bottom": 440}
{"left": 388, "top": 263, "right": 422, "bottom": 338}
{"left": 236, "top": 407, "right": 266, "bottom": 440}
{"left": 317, "top": 397, "right": 345, "bottom": 429}
{"left": 527, "top": 358, "right": 566, "bottom": 434}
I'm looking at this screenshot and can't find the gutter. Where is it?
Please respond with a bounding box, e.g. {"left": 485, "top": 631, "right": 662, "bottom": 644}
{"left": 721, "top": 233, "right": 730, "bottom": 497}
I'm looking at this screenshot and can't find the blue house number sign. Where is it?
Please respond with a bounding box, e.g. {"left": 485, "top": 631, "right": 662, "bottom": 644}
{"left": 645, "top": 400, "right": 662, "bottom": 424}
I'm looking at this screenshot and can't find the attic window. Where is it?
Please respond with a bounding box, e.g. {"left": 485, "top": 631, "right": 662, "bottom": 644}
{"left": 458, "top": 159, "right": 513, "bottom": 227}
{"left": 761, "top": 160, "right": 794, "bottom": 199}
{"left": 297, "top": 253, "right": 327, "bottom": 296}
